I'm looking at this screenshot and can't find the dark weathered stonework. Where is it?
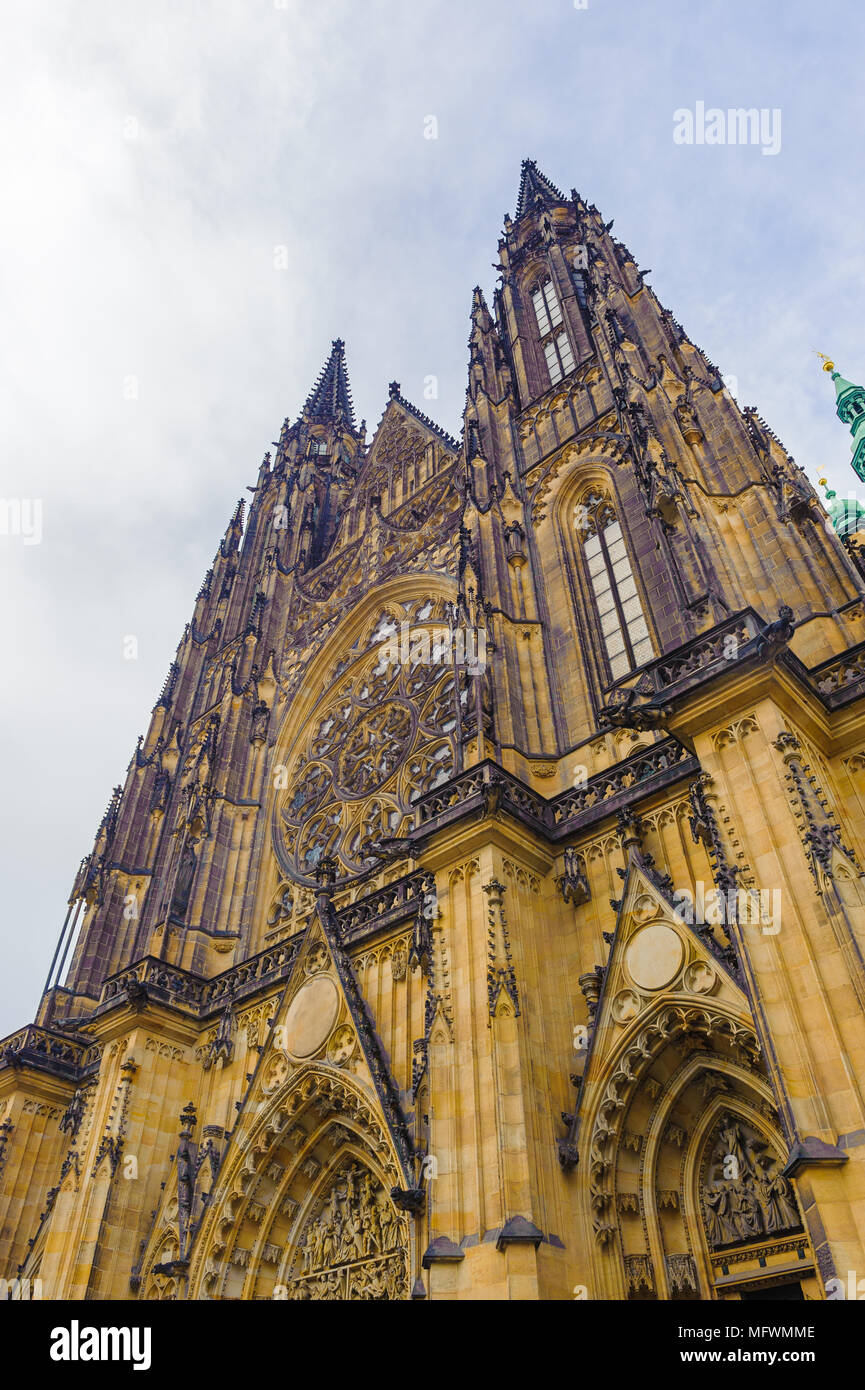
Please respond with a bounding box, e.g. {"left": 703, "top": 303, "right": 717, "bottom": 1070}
{"left": 3, "top": 160, "right": 865, "bottom": 1301}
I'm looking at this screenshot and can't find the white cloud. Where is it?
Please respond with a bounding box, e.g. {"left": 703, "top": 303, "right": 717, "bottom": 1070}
{"left": 1, "top": 0, "right": 864, "bottom": 1032}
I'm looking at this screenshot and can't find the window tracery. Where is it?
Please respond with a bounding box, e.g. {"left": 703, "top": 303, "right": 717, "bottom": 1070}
{"left": 274, "top": 611, "right": 466, "bottom": 885}
{"left": 531, "top": 276, "right": 575, "bottom": 387}
{"left": 574, "top": 489, "right": 653, "bottom": 680}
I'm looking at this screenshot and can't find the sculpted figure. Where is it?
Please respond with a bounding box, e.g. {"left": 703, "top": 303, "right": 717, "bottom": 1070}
{"left": 377, "top": 1192, "right": 398, "bottom": 1251}
{"left": 360, "top": 1210, "right": 374, "bottom": 1256}
{"left": 384, "top": 1254, "right": 404, "bottom": 1299}
{"left": 359, "top": 1169, "right": 374, "bottom": 1211}
{"left": 309, "top": 1220, "right": 325, "bottom": 1271}
{"left": 754, "top": 1168, "right": 777, "bottom": 1231}
{"left": 366, "top": 1263, "right": 388, "bottom": 1299}
{"left": 767, "top": 1169, "right": 800, "bottom": 1231}
{"left": 319, "top": 1215, "right": 337, "bottom": 1269}
{"left": 717, "top": 1121, "right": 751, "bottom": 1181}
{"left": 324, "top": 1184, "right": 341, "bottom": 1225}
{"left": 366, "top": 1196, "right": 382, "bottom": 1251}
{"left": 731, "top": 1183, "right": 763, "bottom": 1241}
{"left": 345, "top": 1164, "right": 361, "bottom": 1208}
{"left": 343, "top": 1210, "right": 364, "bottom": 1262}
{"left": 704, "top": 1185, "right": 737, "bottom": 1245}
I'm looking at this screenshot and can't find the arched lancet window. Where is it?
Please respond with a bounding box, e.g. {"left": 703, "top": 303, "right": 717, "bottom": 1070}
{"left": 572, "top": 268, "right": 589, "bottom": 311}
{"left": 530, "top": 277, "right": 575, "bottom": 386}
{"left": 575, "top": 491, "right": 653, "bottom": 680}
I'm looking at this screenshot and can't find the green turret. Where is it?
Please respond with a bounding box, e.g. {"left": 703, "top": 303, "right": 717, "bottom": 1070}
{"left": 816, "top": 353, "right": 865, "bottom": 537}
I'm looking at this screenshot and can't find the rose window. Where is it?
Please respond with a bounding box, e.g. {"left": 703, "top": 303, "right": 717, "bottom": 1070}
{"left": 336, "top": 702, "right": 412, "bottom": 797}
{"left": 274, "top": 614, "right": 471, "bottom": 885}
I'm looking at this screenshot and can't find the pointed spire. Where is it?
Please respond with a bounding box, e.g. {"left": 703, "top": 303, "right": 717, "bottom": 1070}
{"left": 817, "top": 353, "right": 865, "bottom": 485}
{"left": 514, "top": 158, "right": 566, "bottom": 220}
{"left": 300, "top": 338, "right": 356, "bottom": 428}
{"left": 379, "top": 382, "right": 461, "bottom": 452}
{"left": 470, "top": 285, "right": 493, "bottom": 331}
{"left": 219, "top": 498, "right": 245, "bottom": 558}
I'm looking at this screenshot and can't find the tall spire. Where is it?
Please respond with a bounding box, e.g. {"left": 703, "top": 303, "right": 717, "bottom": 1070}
{"left": 815, "top": 353, "right": 865, "bottom": 536}
{"left": 300, "top": 338, "right": 356, "bottom": 428}
{"left": 514, "top": 158, "right": 566, "bottom": 220}
{"left": 817, "top": 352, "right": 865, "bottom": 481}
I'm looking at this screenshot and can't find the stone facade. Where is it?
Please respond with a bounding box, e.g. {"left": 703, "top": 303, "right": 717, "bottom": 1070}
{"left": 3, "top": 160, "right": 865, "bottom": 1301}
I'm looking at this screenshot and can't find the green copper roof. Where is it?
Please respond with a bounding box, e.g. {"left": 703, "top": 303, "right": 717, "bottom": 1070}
{"left": 822, "top": 487, "right": 865, "bottom": 537}
{"left": 818, "top": 357, "right": 865, "bottom": 489}
{"left": 831, "top": 370, "right": 860, "bottom": 405}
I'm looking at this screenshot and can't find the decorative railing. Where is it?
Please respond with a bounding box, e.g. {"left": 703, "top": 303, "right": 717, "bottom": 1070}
{"left": 801, "top": 641, "right": 865, "bottom": 709}
{"left": 413, "top": 741, "right": 697, "bottom": 841}
{"left": 552, "top": 740, "right": 695, "bottom": 830}
{"left": 603, "top": 610, "right": 761, "bottom": 706}
{"left": 98, "top": 940, "right": 304, "bottom": 1020}
{"left": 414, "top": 760, "right": 549, "bottom": 833}
{"left": 338, "top": 870, "right": 432, "bottom": 946}
{"left": 101, "top": 959, "right": 206, "bottom": 1010}
{"left": 0, "top": 1024, "right": 98, "bottom": 1079}
{"left": 604, "top": 606, "right": 865, "bottom": 717}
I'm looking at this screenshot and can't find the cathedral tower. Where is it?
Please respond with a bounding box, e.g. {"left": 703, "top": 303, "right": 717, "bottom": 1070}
{"left": 3, "top": 161, "right": 865, "bottom": 1301}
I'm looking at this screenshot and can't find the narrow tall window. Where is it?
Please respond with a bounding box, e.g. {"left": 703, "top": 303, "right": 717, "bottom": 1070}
{"left": 572, "top": 269, "right": 589, "bottom": 311}
{"left": 577, "top": 496, "right": 653, "bottom": 680}
{"left": 531, "top": 278, "right": 574, "bottom": 387}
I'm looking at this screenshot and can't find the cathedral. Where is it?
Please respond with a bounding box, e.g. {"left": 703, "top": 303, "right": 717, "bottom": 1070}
{"left": 3, "top": 159, "right": 865, "bottom": 1302}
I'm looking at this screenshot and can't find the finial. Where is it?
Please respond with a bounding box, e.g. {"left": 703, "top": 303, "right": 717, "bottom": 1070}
{"left": 814, "top": 350, "right": 835, "bottom": 374}
{"left": 817, "top": 475, "right": 837, "bottom": 500}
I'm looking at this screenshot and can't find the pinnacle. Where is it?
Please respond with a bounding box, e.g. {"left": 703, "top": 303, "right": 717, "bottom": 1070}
{"left": 300, "top": 338, "right": 356, "bottom": 428}
{"left": 514, "top": 158, "right": 566, "bottom": 220}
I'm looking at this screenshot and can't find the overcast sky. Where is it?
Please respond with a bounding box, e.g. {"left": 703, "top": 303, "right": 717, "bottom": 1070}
{"left": 1, "top": 0, "right": 863, "bottom": 1037}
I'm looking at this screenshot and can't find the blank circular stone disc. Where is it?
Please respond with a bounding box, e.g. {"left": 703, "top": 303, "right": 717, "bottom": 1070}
{"left": 626, "top": 923, "right": 684, "bottom": 991}
{"left": 282, "top": 975, "right": 339, "bottom": 1059}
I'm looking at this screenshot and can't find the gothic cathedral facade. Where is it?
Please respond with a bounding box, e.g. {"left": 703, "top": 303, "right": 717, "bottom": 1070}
{"left": 3, "top": 160, "right": 865, "bottom": 1302}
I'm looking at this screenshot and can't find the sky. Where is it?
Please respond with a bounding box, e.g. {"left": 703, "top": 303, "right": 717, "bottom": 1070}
{"left": 1, "top": 0, "right": 863, "bottom": 1037}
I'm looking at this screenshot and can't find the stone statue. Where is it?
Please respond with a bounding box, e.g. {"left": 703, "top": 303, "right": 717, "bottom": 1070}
{"left": 284, "top": 1159, "right": 407, "bottom": 1299}
{"left": 170, "top": 842, "right": 196, "bottom": 918}
{"left": 702, "top": 1118, "right": 801, "bottom": 1248}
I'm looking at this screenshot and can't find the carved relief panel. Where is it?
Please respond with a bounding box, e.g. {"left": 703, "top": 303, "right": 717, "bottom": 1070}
{"left": 283, "top": 1158, "right": 409, "bottom": 1300}
{"left": 700, "top": 1115, "right": 802, "bottom": 1250}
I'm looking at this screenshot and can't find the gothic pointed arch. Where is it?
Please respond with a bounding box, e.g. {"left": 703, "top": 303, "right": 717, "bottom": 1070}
{"left": 569, "top": 855, "right": 819, "bottom": 1300}
{"left": 265, "top": 576, "right": 474, "bottom": 902}
{"left": 186, "top": 1064, "right": 411, "bottom": 1301}
{"left": 541, "top": 463, "right": 658, "bottom": 718}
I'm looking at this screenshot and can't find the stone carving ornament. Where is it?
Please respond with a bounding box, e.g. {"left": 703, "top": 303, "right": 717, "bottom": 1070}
{"left": 284, "top": 1159, "right": 408, "bottom": 1300}
{"left": 274, "top": 626, "right": 468, "bottom": 884}
{"left": 327, "top": 1024, "right": 357, "bottom": 1067}
{"left": 281, "top": 975, "right": 340, "bottom": 1061}
{"left": 700, "top": 1116, "right": 801, "bottom": 1249}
